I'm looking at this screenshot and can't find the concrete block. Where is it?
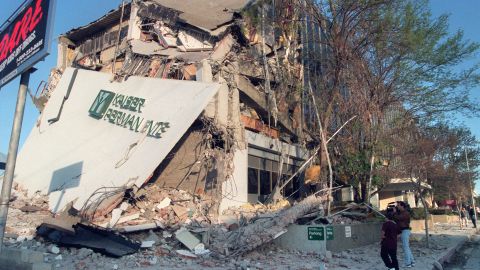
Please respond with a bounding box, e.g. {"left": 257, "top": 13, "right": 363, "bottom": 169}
{"left": 1, "top": 248, "right": 44, "bottom": 263}
{"left": 274, "top": 224, "right": 327, "bottom": 254}
{"left": 175, "top": 228, "right": 201, "bottom": 251}
{"left": 0, "top": 248, "right": 52, "bottom": 270}
{"left": 274, "top": 223, "right": 383, "bottom": 253}
{"left": 32, "top": 264, "right": 54, "bottom": 270}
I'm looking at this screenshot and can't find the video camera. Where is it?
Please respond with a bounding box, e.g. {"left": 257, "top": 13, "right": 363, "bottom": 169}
{"left": 386, "top": 201, "right": 411, "bottom": 213}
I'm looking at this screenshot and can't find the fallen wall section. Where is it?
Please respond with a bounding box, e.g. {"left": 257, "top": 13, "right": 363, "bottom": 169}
{"left": 14, "top": 68, "right": 221, "bottom": 214}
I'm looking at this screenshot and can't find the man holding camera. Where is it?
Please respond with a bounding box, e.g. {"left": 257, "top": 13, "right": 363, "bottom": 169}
{"left": 394, "top": 201, "right": 415, "bottom": 268}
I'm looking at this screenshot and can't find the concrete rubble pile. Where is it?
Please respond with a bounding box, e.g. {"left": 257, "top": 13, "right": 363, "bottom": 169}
{"left": 3, "top": 183, "right": 50, "bottom": 242}
{"left": 90, "top": 186, "right": 214, "bottom": 231}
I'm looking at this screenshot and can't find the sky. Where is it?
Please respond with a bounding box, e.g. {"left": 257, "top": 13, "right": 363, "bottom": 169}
{"left": 0, "top": 1, "right": 479, "bottom": 192}
{"left": 429, "top": 1, "right": 480, "bottom": 194}
{"left": 0, "top": 0, "right": 123, "bottom": 156}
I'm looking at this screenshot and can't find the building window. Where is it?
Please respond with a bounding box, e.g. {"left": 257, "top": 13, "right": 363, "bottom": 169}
{"left": 248, "top": 168, "right": 258, "bottom": 194}
{"left": 247, "top": 154, "right": 304, "bottom": 200}
{"left": 260, "top": 170, "right": 271, "bottom": 195}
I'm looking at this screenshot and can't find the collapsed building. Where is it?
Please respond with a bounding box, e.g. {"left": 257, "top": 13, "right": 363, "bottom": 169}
{"left": 8, "top": 0, "right": 356, "bottom": 257}
{"left": 18, "top": 0, "right": 314, "bottom": 219}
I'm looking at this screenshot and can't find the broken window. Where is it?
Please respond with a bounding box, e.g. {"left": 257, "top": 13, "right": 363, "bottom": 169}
{"left": 248, "top": 168, "right": 259, "bottom": 194}
{"left": 247, "top": 154, "right": 303, "bottom": 201}
{"left": 259, "top": 170, "right": 271, "bottom": 195}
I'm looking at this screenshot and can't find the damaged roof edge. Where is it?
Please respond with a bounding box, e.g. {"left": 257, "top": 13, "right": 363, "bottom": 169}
{"left": 62, "top": 2, "right": 132, "bottom": 43}
{"left": 150, "top": 0, "right": 255, "bottom": 31}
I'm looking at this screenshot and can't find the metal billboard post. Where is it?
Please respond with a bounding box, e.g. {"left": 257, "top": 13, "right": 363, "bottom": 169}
{"left": 0, "top": 0, "right": 56, "bottom": 253}
{"left": 0, "top": 70, "right": 31, "bottom": 253}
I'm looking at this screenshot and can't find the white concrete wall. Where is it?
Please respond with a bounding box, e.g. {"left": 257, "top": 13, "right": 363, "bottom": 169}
{"left": 406, "top": 192, "right": 416, "bottom": 207}
{"left": 219, "top": 147, "right": 248, "bottom": 214}
{"left": 14, "top": 68, "right": 220, "bottom": 213}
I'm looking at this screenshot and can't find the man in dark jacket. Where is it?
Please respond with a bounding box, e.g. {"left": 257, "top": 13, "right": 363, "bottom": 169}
{"left": 468, "top": 206, "right": 477, "bottom": 228}
{"left": 394, "top": 201, "right": 415, "bottom": 268}
{"left": 381, "top": 210, "right": 399, "bottom": 270}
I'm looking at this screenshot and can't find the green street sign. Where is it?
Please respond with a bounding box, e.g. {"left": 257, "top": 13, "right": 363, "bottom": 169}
{"left": 326, "top": 226, "right": 334, "bottom": 240}
{"left": 308, "top": 227, "right": 324, "bottom": 241}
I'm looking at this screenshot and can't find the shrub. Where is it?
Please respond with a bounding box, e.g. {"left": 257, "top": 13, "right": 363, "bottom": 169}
{"left": 410, "top": 208, "right": 427, "bottom": 220}
{"left": 429, "top": 208, "right": 453, "bottom": 215}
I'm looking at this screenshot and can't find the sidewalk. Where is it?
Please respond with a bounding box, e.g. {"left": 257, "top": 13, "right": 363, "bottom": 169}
{"left": 325, "top": 222, "right": 477, "bottom": 270}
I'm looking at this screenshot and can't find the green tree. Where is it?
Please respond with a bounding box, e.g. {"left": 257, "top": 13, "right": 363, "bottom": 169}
{"left": 304, "top": 0, "right": 480, "bottom": 202}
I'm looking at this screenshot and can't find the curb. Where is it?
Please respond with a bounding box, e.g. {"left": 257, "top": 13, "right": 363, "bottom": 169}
{"left": 431, "top": 234, "right": 472, "bottom": 270}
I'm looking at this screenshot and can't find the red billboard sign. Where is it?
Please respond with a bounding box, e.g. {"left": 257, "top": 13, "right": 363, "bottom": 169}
{"left": 0, "top": 0, "right": 56, "bottom": 87}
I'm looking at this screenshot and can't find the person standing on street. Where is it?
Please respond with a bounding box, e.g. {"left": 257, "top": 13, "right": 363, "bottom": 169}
{"left": 460, "top": 207, "right": 468, "bottom": 229}
{"left": 468, "top": 206, "right": 477, "bottom": 228}
{"left": 381, "top": 210, "right": 399, "bottom": 270}
{"left": 395, "top": 201, "right": 415, "bottom": 268}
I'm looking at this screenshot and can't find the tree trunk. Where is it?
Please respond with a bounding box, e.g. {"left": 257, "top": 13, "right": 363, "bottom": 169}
{"left": 366, "top": 150, "right": 375, "bottom": 204}
{"left": 419, "top": 194, "right": 430, "bottom": 248}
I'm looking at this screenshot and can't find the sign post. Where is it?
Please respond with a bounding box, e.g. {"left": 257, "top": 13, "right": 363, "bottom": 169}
{"left": 0, "top": 70, "right": 30, "bottom": 253}
{"left": 0, "top": 0, "right": 56, "bottom": 253}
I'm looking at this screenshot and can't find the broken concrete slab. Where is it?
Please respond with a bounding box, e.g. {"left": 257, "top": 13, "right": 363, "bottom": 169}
{"left": 130, "top": 39, "right": 166, "bottom": 55}
{"left": 178, "top": 31, "right": 213, "bottom": 51}
{"left": 19, "top": 205, "right": 44, "bottom": 213}
{"left": 119, "top": 202, "right": 129, "bottom": 211}
{"left": 37, "top": 223, "right": 141, "bottom": 257}
{"left": 140, "top": 241, "right": 155, "bottom": 248}
{"left": 175, "top": 249, "right": 197, "bottom": 259}
{"left": 40, "top": 214, "right": 81, "bottom": 234}
{"left": 143, "top": 230, "right": 161, "bottom": 245}
{"left": 151, "top": 0, "right": 250, "bottom": 30}
{"left": 117, "top": 213, "right": 140, "bottom": 224}
{"left": 175, "top": 228, "right": 201, "bottom": 251}
{"left": 116, "top": 220, "right": 165, "bottom": 233}
{"left": 108, "top": 208, "right": 123, "bottom": 228}
{"left": 210, "top": 34, "right": 234, "bottom": 62}
{"left": 172, "top": 205, "right": 189, "bottom": 219}
{"left": 193, "top": 243, "right": 210, "bottom": 255}
{"left": 156, "top": 197, "right": 171, "bottom": 210}
{"left": 47, "top": 245, "right": 60, "bottom": 254}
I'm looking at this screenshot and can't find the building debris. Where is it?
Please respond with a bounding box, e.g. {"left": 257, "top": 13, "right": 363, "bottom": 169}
{"left": 210, "top": 193, "right": 327, "bottom": 256}
{"left": 175, "top": 228, "right": 201, "bottom": 251}
{"left": 175, "top": 249, "right": 197, "bottom": 259}
{"left": 156, "top": 197, "right": 171, "bottom": 209}
{"left": 19, "top": 205, "right": 44, "bottom": 213}
{"left": 37, "top": 223, "right": 141, "bottom": 257}
{"left": 140, "top": 240, "right": 155, "bottom": 248}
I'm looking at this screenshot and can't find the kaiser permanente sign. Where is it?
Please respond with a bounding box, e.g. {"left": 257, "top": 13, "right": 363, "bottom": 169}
{"left": 0, "top": 0, "right": 56, "bottom": 87}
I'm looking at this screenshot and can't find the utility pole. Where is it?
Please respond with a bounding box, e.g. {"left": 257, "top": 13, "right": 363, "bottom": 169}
{"left": 465, "top": 148, "right": 478, "bottom": 223}
{"left": 0, "top": 71, "right": 31, "bottom": 253}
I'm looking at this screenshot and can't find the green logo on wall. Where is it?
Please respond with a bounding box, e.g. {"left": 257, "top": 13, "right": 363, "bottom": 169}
{"left": 88, "top": 89, "right": 170, "bottom": 139}
{"left": 308, "top": 227, "right": 324, "bottom": 241}
{"left": 89, "top": 90, "right": 115, "bottom": 119}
